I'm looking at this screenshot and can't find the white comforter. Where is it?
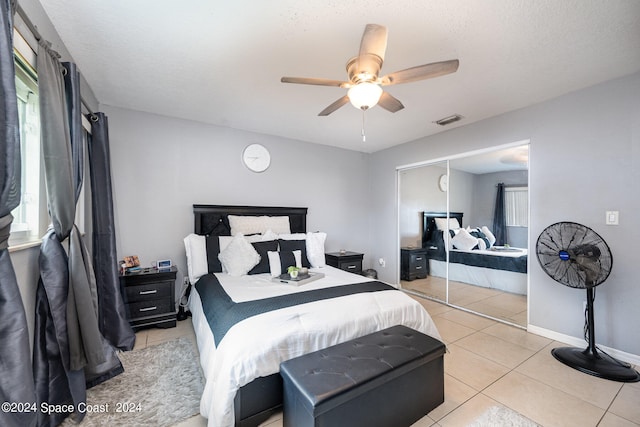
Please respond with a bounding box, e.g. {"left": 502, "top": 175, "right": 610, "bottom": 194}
{"left": 189, "top": 266, "right": 442, "bottom": 427}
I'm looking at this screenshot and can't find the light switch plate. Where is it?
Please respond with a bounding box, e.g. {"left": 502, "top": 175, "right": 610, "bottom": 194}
{"left": 606, "top": 211, "right": 619, "bottom": 225}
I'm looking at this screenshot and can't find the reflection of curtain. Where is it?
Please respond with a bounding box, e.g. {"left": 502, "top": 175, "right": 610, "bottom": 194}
{"left": 0, "top": 2, "right": 37, "bottom": 427}
{"left": 33, "top": 41, "right": 123, "bottom": 426}
{"left": 492, "top": 183, "right": 507, "bottom": 246}
{"left": 88, "top": 113, "right": 135, "bottom": 350}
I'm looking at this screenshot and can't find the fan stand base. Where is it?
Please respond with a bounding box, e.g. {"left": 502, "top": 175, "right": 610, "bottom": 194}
{"left": 552, "top": 347, "right": 640, "bottom": 382}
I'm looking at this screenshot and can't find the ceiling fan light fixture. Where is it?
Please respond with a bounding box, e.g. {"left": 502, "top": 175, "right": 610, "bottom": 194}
{"left": 348, "top": 82, "right": 383, "bottom": 110}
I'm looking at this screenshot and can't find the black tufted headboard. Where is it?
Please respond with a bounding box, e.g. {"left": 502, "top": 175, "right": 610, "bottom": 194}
{"left": 421, "top": 211, "right": 464, "bottom": 248}
{"left": 193, "top": 205, "right": 308, "bottom": 236}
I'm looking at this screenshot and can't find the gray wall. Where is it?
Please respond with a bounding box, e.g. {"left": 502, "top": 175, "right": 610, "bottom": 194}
{"left": 102, "top": 106, "right": 371, "bottom": 292}
{"left": 370, "top": 71, "right": 640, "bottom": 356}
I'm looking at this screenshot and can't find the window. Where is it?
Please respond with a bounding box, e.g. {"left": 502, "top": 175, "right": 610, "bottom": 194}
{"left": 505, "top": 186, "right": 528, "bottom": 227}
{"left": 9, "top": 30, "right": 43, "bottom": 248}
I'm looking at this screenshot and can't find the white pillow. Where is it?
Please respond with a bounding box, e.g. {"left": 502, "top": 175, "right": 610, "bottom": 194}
{"left": 481, "top": 226, "right": 496, "bottom": 246}
{"left": 262, "top": 229, "right": 278, "bottom": 241}
{"left": 306, "top": 232, "right": 327, "bottom": 268}
{"left": 435, "top": 217, "right": 461, "bottom": 231}
{"left": 451, "top": 228, "right": 478, "bottom": 251}
{"left": 267, "top": 250, "right": 302, "bottom": 277}
{"left": 228, "top": 215, "right": 291, "bottom": 236}
{"left": 443, "top": 229, "right": 460, "bottom": 251}
{"left": 218, "top": 233, "right": 260, "bottom": 276}
{"left": 183, "top": 234, "right": 208, "bottom": 284}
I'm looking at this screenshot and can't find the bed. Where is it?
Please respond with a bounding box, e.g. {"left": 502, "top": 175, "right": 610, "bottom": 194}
{"left": 185, "top": 205, "right": 442, "bottom": 427}
{"left": 422, "top": 212, "right": 528, "bottom": 295}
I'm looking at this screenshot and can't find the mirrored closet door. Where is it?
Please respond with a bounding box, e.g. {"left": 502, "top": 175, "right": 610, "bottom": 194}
{"left": 399, "top": 143, "right": 529, "bottom": 327}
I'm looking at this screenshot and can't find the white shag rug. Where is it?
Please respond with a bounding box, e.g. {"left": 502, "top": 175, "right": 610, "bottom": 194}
{"left": 468, "top": 406, "right": 540, "bottom": 427}
{"left": 63, "top": 337, "right": 204, "bottom": 426}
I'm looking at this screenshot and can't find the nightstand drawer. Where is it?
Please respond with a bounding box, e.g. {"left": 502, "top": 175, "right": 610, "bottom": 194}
{"left": 124, "top": 281, "right": 173, "bottom": 303}
{"left": 409, "top": 254, "right": 427, "bottom": 273}
{"left": 126, "top": 298, "right": 173, "bottom": 318}
{"left": 339, "top": 260, "right": 362, "bottom": 272}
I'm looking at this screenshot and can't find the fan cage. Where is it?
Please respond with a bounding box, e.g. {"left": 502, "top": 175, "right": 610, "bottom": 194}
{"left": 536, "top": 221, "right": 612, "bottom": 289}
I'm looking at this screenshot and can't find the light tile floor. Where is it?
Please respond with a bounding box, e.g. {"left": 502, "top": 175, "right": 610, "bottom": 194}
{"left": 136, "top": 296, "right": 639, "bottom": 427}
{"left": 402, "top": 276, "right": 528, "bottom": 327}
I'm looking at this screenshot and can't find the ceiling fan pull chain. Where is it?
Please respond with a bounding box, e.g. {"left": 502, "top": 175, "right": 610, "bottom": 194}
{"left": 361, "top": 110, "right": 366, "bottom": 142}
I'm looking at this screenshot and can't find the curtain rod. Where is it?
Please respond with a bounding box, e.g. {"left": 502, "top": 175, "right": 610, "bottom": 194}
{"left": 16, "top": 4, "right": 42, "bottom": 42}
{"left": 496, "top": 183, "right": 528, "bottom": 188}
{"left": 15, "top": 3, "right": 95, "bottom": 116}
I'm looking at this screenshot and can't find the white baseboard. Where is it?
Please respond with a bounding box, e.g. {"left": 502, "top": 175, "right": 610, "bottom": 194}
{"left": 527, "top": 324, "right": 640, "bottom": 366}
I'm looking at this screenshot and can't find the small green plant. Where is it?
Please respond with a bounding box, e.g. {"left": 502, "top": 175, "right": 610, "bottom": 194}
{"left": 287, "top": 266, "right": 300, "bottom": 274}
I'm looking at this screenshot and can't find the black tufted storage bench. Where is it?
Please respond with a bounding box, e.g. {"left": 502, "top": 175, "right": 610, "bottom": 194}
{"left": 279, "top": 325, "right": 445, "bottom": 427}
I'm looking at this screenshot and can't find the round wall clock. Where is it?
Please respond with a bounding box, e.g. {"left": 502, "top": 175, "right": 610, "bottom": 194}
{"left": 438, "top": 174, "right": 448, "bottom": 192}
{"left": 242, "top": 143, "right": 271, "bottom": 173}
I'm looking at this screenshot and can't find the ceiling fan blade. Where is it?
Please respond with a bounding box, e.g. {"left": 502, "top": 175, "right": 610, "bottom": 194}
{"left": 318, "top": 95, "right": 350, "bottom": 116}
{"left": 359, "top": 24, "right": 388, "bottom": 61}
{"left": 380, "top": 59, "right": 459, "bottom": 86}
{"left": 377, "top": 91, "right": 404, "bottom": 113}
{"left": 281, "top": 76, "right": 349, "bottom": 87}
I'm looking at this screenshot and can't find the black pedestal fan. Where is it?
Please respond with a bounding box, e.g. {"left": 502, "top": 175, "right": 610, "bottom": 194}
{"left": 536, "top": 221, "right": 640, "bottom": 382}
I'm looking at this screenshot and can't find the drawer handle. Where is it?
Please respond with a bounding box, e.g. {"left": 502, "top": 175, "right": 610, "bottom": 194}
{"left": 139, "top": 290, "right": 157, "bottom": 295}
{"left": 416, "top": 266, "right": 422, "bottom": 270}
{"left": 139, "top": 306, "right": 157, "bottom": 312}
{"left": 416, "top": 257, "right": 423, "bottom": 261}
{"left": 347, "top": 265, "right": 356, "bottom": 269}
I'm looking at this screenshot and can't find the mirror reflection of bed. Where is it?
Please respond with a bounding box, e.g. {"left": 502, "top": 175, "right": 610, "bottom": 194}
{"left": 398, "top": 144, "right": 529, "bottom": 327}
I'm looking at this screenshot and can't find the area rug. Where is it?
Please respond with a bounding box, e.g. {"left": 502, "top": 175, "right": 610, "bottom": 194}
{"left": 62, "top": 337, "right": 204, "bottom": 426}
{"left": 468, "top": 405, "right": 540, "bottom": 427}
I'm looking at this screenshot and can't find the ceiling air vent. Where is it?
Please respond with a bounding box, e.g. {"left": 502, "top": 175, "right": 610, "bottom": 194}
{"left": 435, "top": 114, "right": 463, "bottom": 126}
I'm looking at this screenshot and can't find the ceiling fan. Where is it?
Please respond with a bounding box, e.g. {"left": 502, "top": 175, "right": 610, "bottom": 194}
{"left": 281, "top": 24, "right": 459, "bottom": 116}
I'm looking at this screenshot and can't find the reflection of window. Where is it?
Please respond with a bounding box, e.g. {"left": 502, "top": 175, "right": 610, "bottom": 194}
{"left": 10, "top": 51, "right": 42, "bottom": 246}
{"left": 505, "top": 186, "right": 528, "bottom": 227}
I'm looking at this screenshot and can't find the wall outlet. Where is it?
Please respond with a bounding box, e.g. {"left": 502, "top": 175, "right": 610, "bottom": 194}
{"left": 378, "top": 258, "right": 386, "bottom": 268}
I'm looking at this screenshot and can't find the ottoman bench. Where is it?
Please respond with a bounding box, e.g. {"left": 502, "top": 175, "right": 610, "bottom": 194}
{"left": 279, "top": 325, "right": 445, "bottom": 427}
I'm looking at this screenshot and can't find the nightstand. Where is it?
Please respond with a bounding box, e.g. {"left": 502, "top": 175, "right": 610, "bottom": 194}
{"left": 119, "top": 266, "right": 177, "bottom": 329}
{"left": 401, "top": 248, "right": 428, "bottom": 281}
{"left": 325, "top": 251, "right": 364, "bottom": 275}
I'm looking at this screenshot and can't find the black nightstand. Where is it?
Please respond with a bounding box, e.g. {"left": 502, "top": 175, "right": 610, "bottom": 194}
{"left": 325, "top": 251, "right": 364, "bottom": 275}
{"left": 119, "top": 266, "right": 177, "bottom": 329}
{"left": 401, "top": 248, "right": 428, "bottom": 281}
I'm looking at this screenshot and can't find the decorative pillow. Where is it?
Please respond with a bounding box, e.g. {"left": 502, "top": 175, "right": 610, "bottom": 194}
{"left": 248, "top": 240, "right": 278, "bottom": 274}
{"left": 228, "top": 215, "right": 291, "bottom": 236}
{"left": 306, "top": 232, "right": 327, "bottom": 267}
{"left": 451, "top": 228, "right": 478, "bottom": 251}
{"left": 205, "top": 235, "right": 223, "bottom": 273}
{"left": 444, "top": 228, "right": 460, "bottom": 251}
{"left": 218, "top": 233, "right": 260, "bottom": 276}
{"left": 184, "top": 234, "right": 208, "bottom": 284}
{"left": 278, "top": 239, "right": 310, "bottom": 267}
{"left": 267, "top": 250, "right": 302, "bottom": 277}
{"left": 469, "top": 228, "right": 491, "bottom": 250}
{"left": 435, "top": 217, "right": 461, "bottom": 231}
{"left": 481, "top": 226, "right": 496, "bottom": 246}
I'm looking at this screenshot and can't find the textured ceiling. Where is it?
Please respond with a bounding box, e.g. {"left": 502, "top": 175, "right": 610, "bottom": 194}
{"left": 37, "top": 0, "right": 640, "bottom": 153}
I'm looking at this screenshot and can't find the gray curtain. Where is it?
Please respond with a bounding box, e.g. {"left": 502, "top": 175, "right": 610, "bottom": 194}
{"left": 33, "top": 41, "right": 123, "bottom": 426}
{"left": 492, "top": 182, "right": 507, "bottom": 246}
{"left": 88, "top": 113, "right": 135, "bottom": 350}
{"left": 0, "top": 1, "right": 37, "bottom": 427}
